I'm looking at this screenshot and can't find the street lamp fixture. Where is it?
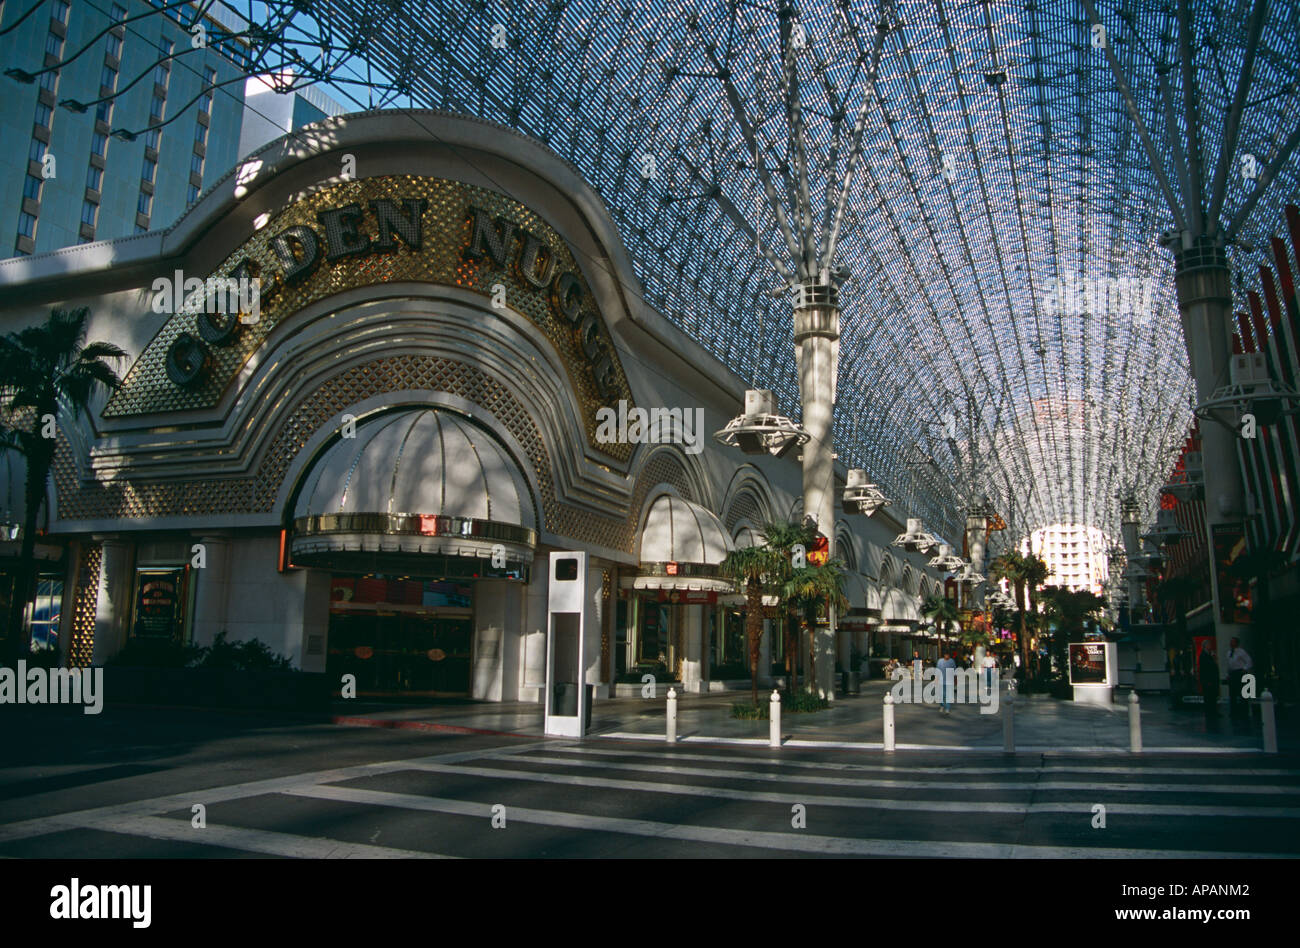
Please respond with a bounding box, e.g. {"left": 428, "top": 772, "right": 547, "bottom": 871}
{"left": 713, "top": 388, "right": 809, "bottom": 458}
{"left": 1194, "top": 352, "right": 1300, "bottom": 430}
{"left": 843, "top": 469, "right": 891, "bottom": 516}
{"left": 928, "top": 543, "right": 965, "bottom": 572}
{"left": 892, "top": 517, "right": 938, "bottom": 553}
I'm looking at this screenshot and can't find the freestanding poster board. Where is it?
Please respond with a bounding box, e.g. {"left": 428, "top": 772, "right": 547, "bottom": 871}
{"left": 1069, "top": 641, "right": 1117, "bottom": 706}
{"left": 544, "top": 551, "right": 588, "bottom": 737}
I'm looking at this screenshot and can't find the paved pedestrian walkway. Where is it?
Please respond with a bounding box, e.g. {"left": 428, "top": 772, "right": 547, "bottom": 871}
{"left": 329, "top": 680, "right": 1292, "bottom": 754}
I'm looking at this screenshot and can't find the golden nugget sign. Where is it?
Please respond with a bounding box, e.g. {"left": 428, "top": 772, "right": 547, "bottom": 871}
{"left": 105, "top": 176, "right": 631, "bottom": 430}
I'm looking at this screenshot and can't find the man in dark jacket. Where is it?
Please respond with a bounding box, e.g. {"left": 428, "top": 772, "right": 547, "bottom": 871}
{"left": 1198, "top": 642, "right": 1220, "bottom": 728}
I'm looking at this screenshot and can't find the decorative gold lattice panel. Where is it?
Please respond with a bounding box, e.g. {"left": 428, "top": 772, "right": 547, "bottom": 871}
{"left": 67, "top": 542, "right": 101, "bottom": 668}
{"left": 103, "top": 175, "right": 633, "bottom": 466}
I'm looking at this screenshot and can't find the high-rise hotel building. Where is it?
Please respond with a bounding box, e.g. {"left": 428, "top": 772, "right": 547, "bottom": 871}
{"left": 0, "top": 0, "right": 341, "bottom": 258}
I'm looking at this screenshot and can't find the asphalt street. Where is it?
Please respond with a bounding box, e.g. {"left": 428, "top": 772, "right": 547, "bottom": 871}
{"left": 2, "top": 705, "right": 1297, "bottom": 858}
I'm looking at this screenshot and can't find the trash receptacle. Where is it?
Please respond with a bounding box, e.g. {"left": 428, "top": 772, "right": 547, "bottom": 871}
{"left": 550, "top": 682, "right": 593, "bottom": 729}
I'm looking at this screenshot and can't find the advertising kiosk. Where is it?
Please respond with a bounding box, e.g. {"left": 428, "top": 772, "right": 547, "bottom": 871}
{"left": 1069, "top": 641, "right": 1118, "bottom": 706}
{"left": 545, "top": 551, "right": 590, "bottom": 737}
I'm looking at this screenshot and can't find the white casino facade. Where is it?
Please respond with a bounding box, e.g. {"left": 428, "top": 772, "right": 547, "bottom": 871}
{"left": 0, "top": 111, "right": 950, "bottom": 702}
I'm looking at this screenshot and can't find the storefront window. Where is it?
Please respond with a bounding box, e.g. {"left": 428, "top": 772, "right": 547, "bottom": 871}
{"left": 615, "top": 598, "right": 629, "bottom": 675}
{"left": 710, "top": 607, "right": 748, "bottom": 679}
{"left": 769, "top": 614, "right": 786, "bottom": 675}
{"left": 327, "top": 574, "right": 474, "bottom": 696}
{"left": 29, "top": 575, "right": 63, "bottom": 652}
{"left": 638, "top": 600, "right": 671, "bottom": 666}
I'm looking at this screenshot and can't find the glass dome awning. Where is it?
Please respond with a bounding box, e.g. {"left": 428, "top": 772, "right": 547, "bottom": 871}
{"left": 54, "top": 1, "right": 1300, "bottom": 543}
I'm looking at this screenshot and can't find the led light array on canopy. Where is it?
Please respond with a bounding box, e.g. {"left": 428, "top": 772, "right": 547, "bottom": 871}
{"left": 16, "top": 0, "right": 1299, "bottom": 545}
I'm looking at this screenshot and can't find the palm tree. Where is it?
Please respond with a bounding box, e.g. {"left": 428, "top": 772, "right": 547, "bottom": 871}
{"left": 0, "top": 308, "right": 124, "bottom": 658}
{"left": 782, "top": 557, "right": 848, "bottom": 696}
{"left": 921, "top": 593, "right": 961, "bottom": 649}
{"left": 1037, "top": 585, "right": 1108, "bottom": 678}
{"left": 720, "top": 519, "right": 813, "bottom": 704}
{"left": 989, "top": 550, "right": 1049, "bottom": 676}
{"left": 763, "top": 519, "right": 818, "bottom": 692}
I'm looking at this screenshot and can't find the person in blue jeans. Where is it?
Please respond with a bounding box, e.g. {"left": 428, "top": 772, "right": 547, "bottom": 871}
{"left": 936, "top": 651, "right": 957, "bottom": 713}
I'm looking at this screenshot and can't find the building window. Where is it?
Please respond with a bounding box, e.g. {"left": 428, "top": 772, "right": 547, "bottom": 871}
{"left": 34, "top": 103, "right": 52, "bottom": 128}
{"left": 194, "top": 122, "right": 207, "bottom": 145}
{"left": 190, "top": 151, "right": 204, "bottom": 175}
{"left": 80, "top": 199, "right": 98, "bottom": 227}
{"left": 144, "top": 128, "right": 160, "bottom": 151}
{"left": 28, "top": 138, "right": 46, "bottom": 162}
{"left": 95, "top": 100, "right": 113, "bottom": 124}
{"left": 149, "top": 94, "right": 165, "bottom": 122}
{"left": 186, "top": 183, "right": 199, "bottom": 204}
{"left": 134, "top": 222, "right": 148, "bottom": 234}
{"left": 23, "top": 173, "right": 43, "bottom": 201}
{"left": 154, "top": 43, "right": 173, "bottom": 85}
{"left": 137, "top": 191, "right": 152, "bottom": 216}
{"left": 38, "top": 70, "right": 58, "bottom": 92}
{"left": 29, "top": 576, "right": 64, "bottom": 652}
{"left": 200, "top": 66, "right": 217, "bottom": 112}
{"left": 45, "top": 32, "right": 63, "bottom": 56}
{"left": 52, "top": 0, "right": 70, "bottom": 23}
{"left": 91, "top": 132, "right": 107, "bottom": 157}
{"left": 86, "top": 165, "right": 103, "bottom": 191}
{"left": 106, "top": 32, "right": 123, "bottom": 59}
{"left": 17, "top": 211, "right": 37, "bottom": 238}
{"left": 110, "top": 3, "right": 127, "bottom": 21}
{"left": 141, "top": 156, "right": 156, "bottom": 184}
{"left": 101, "top": 64, "right": 118, "bottom": 89}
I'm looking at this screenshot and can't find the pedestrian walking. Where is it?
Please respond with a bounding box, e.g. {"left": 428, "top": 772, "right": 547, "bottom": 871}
{"left": 937, "top": 651, "right": 957, "bottom": 713}
{"left": 1225, "top": 637, "right": 1253, "bottom": 722}
{"left": 982, "top": 651, "right": 997, "bottom": 691}
{"left": 1198, "top": 640, "right": 1220, "bottom": 727}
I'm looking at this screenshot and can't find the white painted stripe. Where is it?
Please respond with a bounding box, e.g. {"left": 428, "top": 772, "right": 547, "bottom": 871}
{"left": 0, "top": 741, "right": 552, "bottom": 845}
{"left": 553, "top": 744, "right": 1299, "bottom": 778}
{"left": 598, "top": 732, "right": 1263, "bottom": 754}
{"left": 507, "top": 752, "right": 1299, "bottom": 795}
{"left": 399, "top": 760, "right": 1300, "bottom": 818}
{"left": 283, "top": 784, "right": 1291, "bottom": 859}
{"left": 80, "top": 815, "right": 449, "bottom": 859}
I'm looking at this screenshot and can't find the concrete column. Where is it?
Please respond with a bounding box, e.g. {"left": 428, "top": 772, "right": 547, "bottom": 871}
{"left": 795, "top": 292, "right": 839, "bottom": 702}
{"left": 472, "top": 578, "right": 517, "bottom": 701}
{"left": 585, "top": 566, "right": 607, "bottom": 698}
{"left": 297, "top": 568, "right": 331, "bottom": 675}
{"left": 682, "top": 603, "right": 704, "bottom": 693}
{"left": 966, "top": 513, "right": 988, "bottom": 610}
{"left": 90, "top": 538, "right": 133, "bottom": 666}
{"left": 519, "top": 575, "right": 548, "bottom": 703}
{"left": 1173, "top": 239, "right": 1251, "bottom": 661}
{"left": 190, "top": 534, "right": 231, "bottom": 649}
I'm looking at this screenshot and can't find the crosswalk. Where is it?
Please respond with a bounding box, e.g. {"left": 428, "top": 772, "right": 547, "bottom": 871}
{"left": 3, "top": 739, "right": 1298, "bottom": 858}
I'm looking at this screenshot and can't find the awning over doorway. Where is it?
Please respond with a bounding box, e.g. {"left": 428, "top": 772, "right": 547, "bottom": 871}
{"left": 630, "top": 494, "right": 734, "bottom": 593}
{"left": 291, "top": 409, "right": 536, "bottom": 566}
{"left": 880, "top": 587, "right": 920, "bottom": 630}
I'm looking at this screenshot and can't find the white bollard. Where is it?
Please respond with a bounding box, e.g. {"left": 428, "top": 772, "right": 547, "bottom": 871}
{"left": 666, "top": 687, "right": 677, "bottom": 744}
{"left": 1262, "top": 690, "right": 1278, "bottom": 754}
{"left": 1002, "top": 688, "right": 1015, "bottom": 754}
{"left": 1128, "top": 690, "right": 1142, "bottom": 754}
{"left": 769, "top": 689, "right": 782, "bottom": 747}
{"left": 883, "top": 693, "right": 896, "bottom": 752}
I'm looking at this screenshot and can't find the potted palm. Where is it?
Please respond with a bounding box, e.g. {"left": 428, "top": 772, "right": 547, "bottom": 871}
{"left": 782, "top": 556, "right": 849, "bottom": 697}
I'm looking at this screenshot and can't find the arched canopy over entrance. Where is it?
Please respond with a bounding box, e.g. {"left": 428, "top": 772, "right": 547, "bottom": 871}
{"left": 633, "top": 494, "right": 734, "bottom": 593}
{"left": 290, "top": 408, "right": 537, "bottom": 574}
